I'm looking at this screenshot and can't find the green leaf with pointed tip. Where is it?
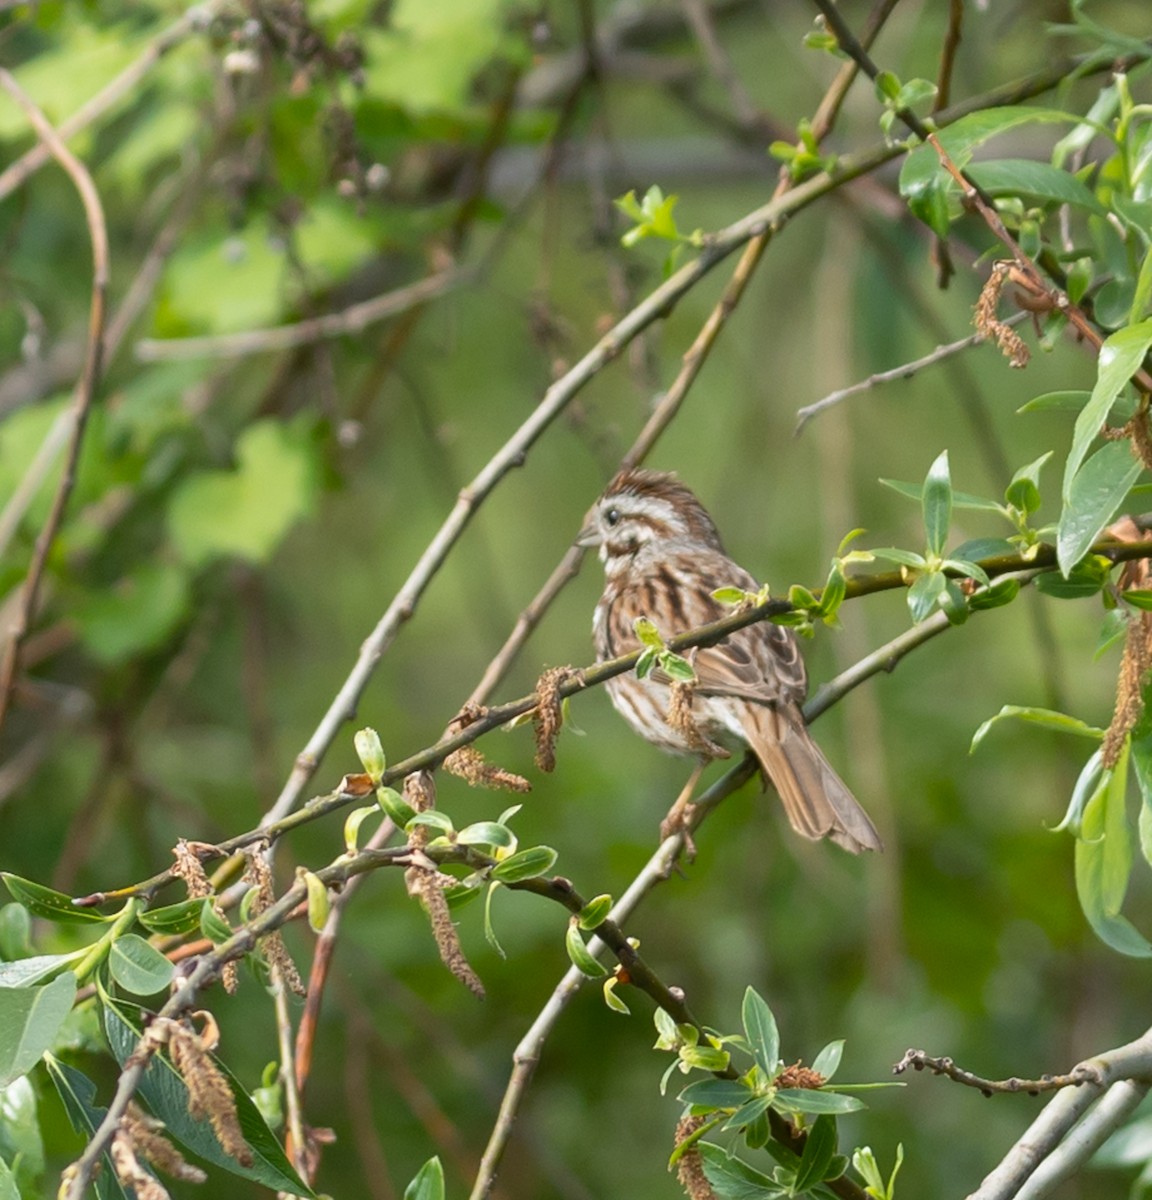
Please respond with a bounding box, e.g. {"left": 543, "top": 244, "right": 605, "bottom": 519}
{"left": 404, "top": 1157, "right": 445, "bottom": 1200}
{"left": 773, "top": 1088, "right": 864, "bottom": 1115}
{"left": 1006, "top": 451, "right": 1054, "bottom": 514}
{"left": 922, "top": 451, "right": 952, "bottom": 557}
{"left": 0, "top": 972, "right": 77, "bottom": 1087}
{"left": 564, "top": 925, "right": 606, "bottom": 977}
{"left": 971, "top": 705, "right": 1105, "bottom": 754}
{"left": 966, "top": 159, "right": 1107, "bottom": 214}
{"left": 879, "top": 478, "right": 1002, "bottom": 512}
{"left": 1064, "top": 321, "right": 1152, "bottom": 502}
{"left": 678, "top": 1078, "right": 754, "bottom": 1109}
{"left": 1036, "top": 555, "right": 1112, "bottom": 599}
{"left": 137, "top": 899, "right": 210, "bottom": 936}
{"left": 108, "top": 935, "right": 174, "bottom": 996}
{"left": 659, "top": 652, "right": 697, "bottom": 683}
{"left": 577, "top": 894, "right": 613, "bottom": 930}
{"left": 908, "top": 570, "right": 946, "bottom": 623}
{"left": 1075, "top": 743, "right": 1152, "bottom": 957}
{"left": 457, "top": 822, "right": 515, "bottom": 850}
{"left": 795, "top": 1114, "right": 839, "bottom": 1192}
{"left": 1057, "top": 439, "right": 1143, "bottom": 575}
{"left": 1, "top": 875, "right": 110, "bottom": 924}
{"left": 0, "top": 951, "right": 85, "bottom": 988}
{"left": 869, "top": 547, "right": 927, "bottom": 569}
{"left": 969, "top": 577, "right": 1021, "bottom": 611}
{"left": 633, "top": 616, "right": 664, "bottom": 647}
{"left": 811, "top": 1040, "right": 844, "bottom": 1081}
{"left": 721, "top": 1094, "right": 774, "bottom": 1132}
{"left": 43, "top": 1056, "right": 129, "bottom": 1200}
{"left": 1123, "top": 590, "right": 1152, "bottom": 611}
{"left": 376, "top": 787, "right": 416, "bottom": 828}
{"left": 489, "top": 846, "right": 558, "bottom": 883}
{"left": 741, "top": 988, "right": 779, "bottom": 1079}
{"left": 199, "top": 904, "right": 233, "bottom": 944}
{"left": 698, "top": 1143, "right": 782, "bottom": 1199}
{"left": 102, "top": 998, "right": 314, "bottom": 1194}
{"left": 406, "top": 811, "right": 454, "bottom": 836}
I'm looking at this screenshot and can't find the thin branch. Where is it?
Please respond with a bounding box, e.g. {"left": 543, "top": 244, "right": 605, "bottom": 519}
{"left": 680, "top": 0, "right": 764, "bottom": 133}
{"left": 0, "top": 7, "right": 214, "bottom": 204}
{"left": 134, "top": 267, "right": 469, "bottom": 361}
{"left": 794, "top": 312, "right": 1030, "bottom": 433}
{"left": 0, "top": 71, "right": 109, "bottom": 735}
{"left": 892, "top": 1049, "right": 1097, "bottom": 1097}
{"left": 934, "top": 0, "right": 965, "bottom": 112}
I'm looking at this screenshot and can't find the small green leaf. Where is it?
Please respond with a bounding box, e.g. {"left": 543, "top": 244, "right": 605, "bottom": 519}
{"left": 879, "top": 478, "right": 1003, "bottom": 512}
{"left": 869, "top": 547, "right": 927, "bottom": 569}
{"left": 1017, "top": 389, "right": 1093, "bottom": 414}
{"left": 698, "top": 1143, "right": 781, "bottom": 1199}
{"left": 489, "top": 846, "right": 558, "bottom": 883}
{"left": 966, "top": 159, "right": 1107, "bottom": 215}
{"left": 483, "top": 881, "right": 505, "bottom": 959}
{"left": 137, "top": 899, "right": 209, "bottom": 936}
{"left": 969, "top": 577, "right": 1021, "bottom": 611}
{"left": 1006, "top": 451, "right": 1054, "bottom": 514}
{"left": 971, "top": 705, "right": 1105, "bottom": 753}
{"left": 404, "top": 1157, "right": 445, "bottom": 1200}
{"left": 635, "top": 646, "right": 658, "bottom": 679}
{"left": 0, "top": 973, "right": 77, "bottom": 1087}
{"left": 302, "top": 871, "right": 329, "bottom": 933}
{"left": 354, "top": 728, "right": 386, "bottom": 781}
{"left": 712, "top": 587, "right": 750, "bottom": 605}
{"left": 741, "top": 987, "right": 779, "bottom": 1079}
{"left": 773, "top": 1088, "right": 864, "bottom": 1115}
{"left": 0, "top": 952, "right": 85, "bottom": 988}
{"left": 908, "top": 569, "right": 946, "bottom": 623}
{"left": 405, "top": 811, "right": 454, "bottom": 836}
{"left": 678, "top": 1078, "right": 754, "bottom": 1109}
{"left": 1057, "top": 439, "right": 1143, "bottom": 575}
{"left": 1, "top": 875, "right": 110, "bottom": 925}
{"left": 565, "top": 923, "right": 607, "bottom": 977}
{"left": 578, "top": 894, "right": 613, "bottom": 930}
{"left": 376, "top": 787, "right": 416, "bottom": 828}
{"left": 200, "top": 903, "right": 233, "bottom": 944}
{"left": 634, "top": 616, "right": 664, "bottom": 647}
{"left": 1035, "top": 555, "right": 1112, "bottom": 599}
{"left": 795, "top": 1114, "right": 839, "bottom": 1192}
{"left": 811, "top": 1039, "right": 844, "bottom": 1081}
{"left": 343, "top": 805, "right": 380, "bottom": 855}
{"left": 1123, "top": 590, "right": 1152, "bottom": 611}
{"left": 108, "top": 935, "right": 174, "bottom": 996}
{"left": 659, "top": 652, "right": 697, "bottom": 683}
{"left": 721, "top": 1094, "right": 774, "bottom": 1132}
{"left": 602, "top": 976, "right": 631, "bottom": 1015}
{"left": 922, "top": 451, "right": 952, "bottom": 558}
{"left": 457, "top": 822, "right": 515, "bottom": 850}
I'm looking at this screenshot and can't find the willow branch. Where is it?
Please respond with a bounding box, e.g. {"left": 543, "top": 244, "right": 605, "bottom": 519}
{"left": 794, "top": 313, "right": 1030, "bottom": 433}
{"left": 0, "top": 71, "right": 109, "bottom": 734}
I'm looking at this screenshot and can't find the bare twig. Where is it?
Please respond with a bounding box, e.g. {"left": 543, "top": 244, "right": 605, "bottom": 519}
{"left": 680, "top": 0, "right": 763, "bottom": 133}
{"left": 794, "top": 312, "right": 1030, "bottom": 432}
{"left": 935, "top": 0, "right": 965, "bottom": 111}
{"left": 134, "top": 267, "right": 468, "bottom": 361}
{"left": 0, "top": 71, "right": 109, "bottom": 734}
{"left": 893, "top": 1048, "right": 1098, "bottom": 1096}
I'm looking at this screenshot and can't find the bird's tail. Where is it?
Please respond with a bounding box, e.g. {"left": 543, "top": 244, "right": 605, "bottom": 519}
{"left": 740, "top": 705, "right": 882, "bottom": 854}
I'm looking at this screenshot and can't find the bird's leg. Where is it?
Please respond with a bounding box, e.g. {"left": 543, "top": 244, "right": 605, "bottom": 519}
{"left": 660, "top": 759, "right": 707, "bottom": 856}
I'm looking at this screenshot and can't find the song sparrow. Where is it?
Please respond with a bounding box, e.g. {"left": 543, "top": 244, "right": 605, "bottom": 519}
{"left": 580, "top": 468, "right": 881, "bottom": 853}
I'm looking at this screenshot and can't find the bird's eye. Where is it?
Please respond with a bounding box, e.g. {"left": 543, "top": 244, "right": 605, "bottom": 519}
{"left": 605, "top": 506, "right": 621, "bottom": 527}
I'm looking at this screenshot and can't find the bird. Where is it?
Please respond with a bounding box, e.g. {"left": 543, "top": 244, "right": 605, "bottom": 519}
{"left": 578, "top": 467, "right": 881, "bottom": 853}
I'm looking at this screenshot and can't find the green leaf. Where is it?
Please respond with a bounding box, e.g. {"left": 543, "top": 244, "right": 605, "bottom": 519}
{"left": 489, "top": 846, "right": 558, "bottom": 883}
{"left": 303, "top": 871, "right": 330, "bottom": 933}
{"left": 577, "top": 894, "right": 613, "bottom": 930}
{"left": 405, "top": 811, "right": 454, "bottom": 836}
{"left": 404, "top": 1156, "right": 445, "bottom": 1200}
{"left": 1075, "top": 743, "right": 1152, "bottom": 956}
{"left": 1017, "top": 389, "right": 1092, "bottom": 414}
{"left": 602, "top": 976, "right": 631, "bottom": 1014}
{"left": 971, "top": 705, "right": 1105, "bottom": 753}
{"left": 1057, "top": 439, "right": 1143, "bottom": 575}
{"left": 343, "top": 804, "right": 381, "bottom": 855}
{"left": 108, "top": 935, "right": 174, "bottom": 996}
{"left": 0, "top": 973, "right": 77, "bottom": 1087}
{"left": 773, "top": 1088, "right": 864, "bottom": 1115}
{"left": 678, "top": 1078, "right": 754, "bottom": 1109}
{"left": 457, "top": 822, "right": 515, "bottom": 850}
{"left": 483, "top": 881, "right": 505, "bottom": 959}
{"left": 1063, "top": 321, "right": 1152, "bottom": 503}
{"left": 0, "top": 1074, "right": 44, "bottom": 1196}
{"left": 633, "top": 616, "right": 664, "bottom": 647}
{"left": 659, "top": 652, "right": 697, "bottom": 683}
{"left": 102, "top": 999, "right": 314, "bottom": 1195}
{"left": 969, "top": 578, "right": 1021, "bottom": 611}
{"left": 966, "top": 159, "right": 1107, "bottom": 214}
{"left": 137, "top": 899, "right": 210, "bottom": 936}
{"left": 168, "top": 419, "right": 319, "bottom": 567}
{"left": 377, "top": 787, "right": 416, "bottom": 828}
{"left": 0, "top": 951, "right": 85, "bottom": 988}
{"left": 0, "top": 907, "right": 31, "bottom": 962}
{"left": 795, "top": 1114, "right": 839, "bottom": 1193}
{"left": 200, "top": 904, "right": 233, "bottom": 945}
{"left": 698, "top": 1142, "right": 783, "bottom": 1199}
{"left": 43, "top": 1056, "right": 129, "bottom": 1200}
{"left": 951, "top": 538, "right": 1016, "bottom": 561}
{"left": 1006, "top": 451, "right": 1054, "bottom": 514}
{"left": 721, "top": 1094, "right": 774, "bottom": 1132}
{"left": 868, "top": 547, "right": 927, "bottom": 569}
{"left": 878, "top": 478, "right": 1002, "bottom": 512}
{"left": 908, "top": 569, "right": 947, "bottom": 623}
{"left": 1035, "top": 555, "right": 1112, "bottom": 599}
{"left": 1123, "top": 590, "right": 1152, "bottom": 611}
{"left": 922, "top": 451, "right": 953, "bottom": 557}
{"left": 564, "top": 924, "right": 607, "bottom": 977}
{"left": 811, "top": 1040, "right": 844, "bottom": 1081}
{"left": 1, "top": 875, "right": 110, "bottom": 924}
{"left": 741, "top": 987, "right": 779, "bottom": 1079}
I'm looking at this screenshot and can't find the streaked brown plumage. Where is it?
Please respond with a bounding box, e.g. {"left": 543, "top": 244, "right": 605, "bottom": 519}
{"left": 580, "top": 468, "right": 881, "bottom": 854}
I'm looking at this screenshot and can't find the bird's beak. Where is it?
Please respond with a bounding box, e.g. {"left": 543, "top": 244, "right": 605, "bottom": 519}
{"left": 576, "top": 518, "right": 602, "bottom": 548}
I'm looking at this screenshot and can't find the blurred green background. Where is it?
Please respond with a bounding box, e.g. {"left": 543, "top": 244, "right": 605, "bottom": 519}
{"left": 2, "top": 1, "right": 1151, "bottom": 1198}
